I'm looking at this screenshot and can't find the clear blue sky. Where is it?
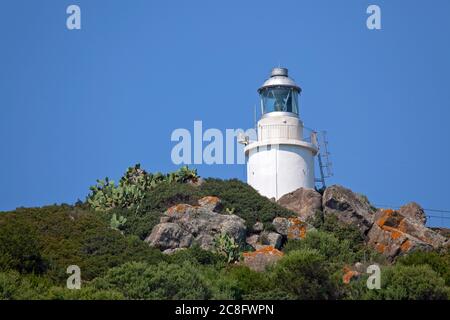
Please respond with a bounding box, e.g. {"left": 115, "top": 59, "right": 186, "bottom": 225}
{"left": 1, "top": 0, "right": 449, "bottom": 227}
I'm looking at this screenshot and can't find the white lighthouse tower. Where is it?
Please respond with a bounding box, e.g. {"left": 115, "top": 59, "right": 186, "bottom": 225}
{"left": 244, "top": 67, "right": 318, "bottom": 200}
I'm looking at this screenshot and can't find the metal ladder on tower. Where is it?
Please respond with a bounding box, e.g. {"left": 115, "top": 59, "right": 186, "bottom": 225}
{"left": 312, "top": 130, "right": 333, "bottom": 189}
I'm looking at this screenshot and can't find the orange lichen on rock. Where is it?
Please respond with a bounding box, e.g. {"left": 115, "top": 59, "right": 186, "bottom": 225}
{"left": 343, "top": 270, "right": 360, "bottom": 284}
{"left": 198, "top": 196, "right": 220, "bottom": 206}
{"left": 375, "top": 243, "right": 386, "bottom": 253}
{"left": 397, "top": 219, "right": 409, "bottom": 233}
{"left": 376, "top": 209, "right": 408, "bottom": 240}
{"left": 242, "top": 246, "right": 284, "bottom": 258}
{"left": 287, "top": 217, "right": 307, "bottom": 239}
{"left": 391, "top": 230, "right": 402, "bottom": 240}
{"left": 376, "top": 209, "right": 395, "bottom": 227}
{"left": 166, "top": 204, "right": 192, "bottom": 215}
{"left": 242, "top": 246, "right": 284, "bottom": 272}
{"left": 400, "top": 239, "right": 412, "bottom": 252}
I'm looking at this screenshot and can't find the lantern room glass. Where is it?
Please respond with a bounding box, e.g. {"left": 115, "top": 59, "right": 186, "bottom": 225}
{"left": 260, "top": 86, "right": 299, "bottom": 115}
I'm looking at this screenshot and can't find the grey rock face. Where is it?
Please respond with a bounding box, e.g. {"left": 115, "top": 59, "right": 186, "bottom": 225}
{"left": 145, "top": 223, "right": 193, "bottom": 250}
{"left": 272, "top": 217, "right": 315, "bottom": 240}
{"left": 145, "top": 197, "right": 246, "bottom": 251}
{"left": 277, "top": 187, "right": 322, "bottom": 222}
{"left": 246, "top": 234, "right": 260, "bottom": 249}
{"left": 252, "top": 222, "right": 264, "bottom": 233}
{"left": 242, "top": 246, "right": 284, "bottom": 272}
{"left": 366, "top": 208, "right": 447, "bottom": 260}
{"left": 398, "top": 202, "right": 427, "bottom": 225}
{"left": 261, "top": 231, "right": 283, "bottom": 249}
{"left": 322, "top": 185, "right": 376, "bottom": 235}
{"left": 272, "top": 217, "right": 290, "bottom": 236}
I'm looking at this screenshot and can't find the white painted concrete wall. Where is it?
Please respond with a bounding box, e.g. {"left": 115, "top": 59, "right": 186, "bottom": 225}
{"left": 245, "top": 113, "right": 317, "bottom": 200}
{"left": 247, "top": 144, "right": 315, "bottom": 200}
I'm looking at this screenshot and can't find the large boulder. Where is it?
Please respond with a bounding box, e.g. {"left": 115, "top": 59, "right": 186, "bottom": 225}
{"left": 145, "top": 223, "right": 193, "bottom": 250}
{"left": 242, "top": 246, "right": 284, "bottom": 272}
{"left": 245, "top": 231, "right": 283, "bottom": 250}
{"left": 367, "top": 208, "right": 447, "bottom": 260}
{"left": 261, "top": 232, "right": 283, "bottom": 249}
{"left": 145, "top": 197, "right": 246, "bottom": 251}
{"left": 277, "top": 188, "right": 322, "bottom": 222}
{"left": 398, "top": 202, "right": 427, "bottom": 225}
{"left": 322, "top": 185, "right": 376, "bottom": 235}
{"left": 197, "top": 196, "right": 223, "bottom": 212}
{"left": 272, "top": 217, "right": 315, "bottom": 240}
{"left": 252, "top": 222, "right": 264, "bottom": 233}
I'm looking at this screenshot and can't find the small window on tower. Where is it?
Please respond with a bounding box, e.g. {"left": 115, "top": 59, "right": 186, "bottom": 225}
{"left": 267, "top": 144, "right": 271, "bottom": 151}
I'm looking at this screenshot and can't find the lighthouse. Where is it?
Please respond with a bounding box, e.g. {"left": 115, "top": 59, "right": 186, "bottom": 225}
{"left": 244, "top": 67, "right": 318, "bottom": 200}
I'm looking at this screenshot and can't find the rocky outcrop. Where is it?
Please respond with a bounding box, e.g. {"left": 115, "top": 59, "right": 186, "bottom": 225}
{"left": 252, "top": 222, "right": 264, "bottom": 233}
{"left": 322, "top": 185, "right": 376, "bottom": 236}
{"left": 147, "top": 186, "right": 447, "bottom": 263}
{"left": 431, "top": 227, "right": 450, "bottom": 239}
{"left": 367, "top": 208, "right": 447, "bottom": 260}
{"left": 398, "top": 202, "right": 427, "bottom": 225}
{"left": 277, "top": 188, "right": 322, "bottom": 222}
{"left": 272, "top": 217, "right": 315, "bottom": 240}
{"left": 197, "top": 196, "right": 223, "bottom": 212}
{"left": 145, "top": 197, "right": 246, "bottom": 251}
{"left": 147, "top": 223, "right": 193, "bottom": 250}
{"left": 242, "top": 246, "right": 284, "bottom": 272}
{"left": 246, "top": 231, "right": 283, "bottom": 250}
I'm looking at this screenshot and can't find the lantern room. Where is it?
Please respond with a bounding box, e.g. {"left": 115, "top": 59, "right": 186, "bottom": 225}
{"left": 258, "top": 67, "right": 301, "bottom": 116}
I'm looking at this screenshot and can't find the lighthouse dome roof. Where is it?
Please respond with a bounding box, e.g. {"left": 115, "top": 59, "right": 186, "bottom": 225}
{"left": 258, "top": 67, "right": 301, "bottom": 93}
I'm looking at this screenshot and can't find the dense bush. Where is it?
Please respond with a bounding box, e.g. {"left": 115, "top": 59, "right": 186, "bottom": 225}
{"left": 312, "top": 213, "right": 365, "bottom": 246}
{"left": 167, "top": 245, "right": 226, "bottom": 266}
{"left": 93, "top": 261, "right": 211, "bottom": 299}
{"left": 221, "top": 265, "right": 277, "bottom": 300}
{"left": 283, "top": 230, "right": 383, "bottom": 268}
{"left": 271, "top": 249, "right": 338, "bottom": 300}
{"left": 361, "top": 264, "right": 449, "bottom": 300}
{"left": 0, "top": 271, "right": 51, "bottom": 300}
{"left": 0, "top": 216, "right": 47, "bottom": 274}
{"left": 0, "top": 270, "right": 124, "bottom": 300}
{"left": 397, "top": 250, "right": 450, "bottom": 286}
{"left": 0, "top": 205, "right": 165, "bottom": 282}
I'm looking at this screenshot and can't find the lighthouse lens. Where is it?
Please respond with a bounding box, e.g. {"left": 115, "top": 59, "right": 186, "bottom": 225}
{"left": 260, "top": 87, "right": 299, "bottom": 115}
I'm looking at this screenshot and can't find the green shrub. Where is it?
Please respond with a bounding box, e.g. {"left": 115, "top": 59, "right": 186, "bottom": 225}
{"left": 272, "top": 249, "right": 337, "bottom": 299}
{"left": 0, "top": 270, "right": 124, "bottom": 300}
{"left": 45, "top": 286, "right": 124, "bottom": 300}
{"left": 0, "top": 206, "right": 165, "bottom": 282}
{"left": 397, "top": 250, "right": 450, "bottom": 286}
{"left": 0, "top": 216, "right": 47, "bottom": 274}
{"left": 0, "top": 271, "right": 51, "bottom": 300}
{"left": 283, "top": 231, "right": 355, "bottom": 265}
{"left": 318, "top": 214, "right": 365, "bottom": 245}
{"left": 139, "top": 182, "right": 200, "bottom": 213}
{"left": 222, "top": 266, "right": 275, "bottom": 299}
{"left": 93, "top": 261, "right": 211, "bottom": 299}
{"left": 167, "top": 245, "right": 226, "bottom": 266}
{"left": 362, "top": 264, "right": 449, "bottom": 300}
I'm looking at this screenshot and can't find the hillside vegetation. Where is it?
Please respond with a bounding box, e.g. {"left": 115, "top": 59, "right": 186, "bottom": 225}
{"left": 0, "top": 165, "right": 448, "bottom": 300}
